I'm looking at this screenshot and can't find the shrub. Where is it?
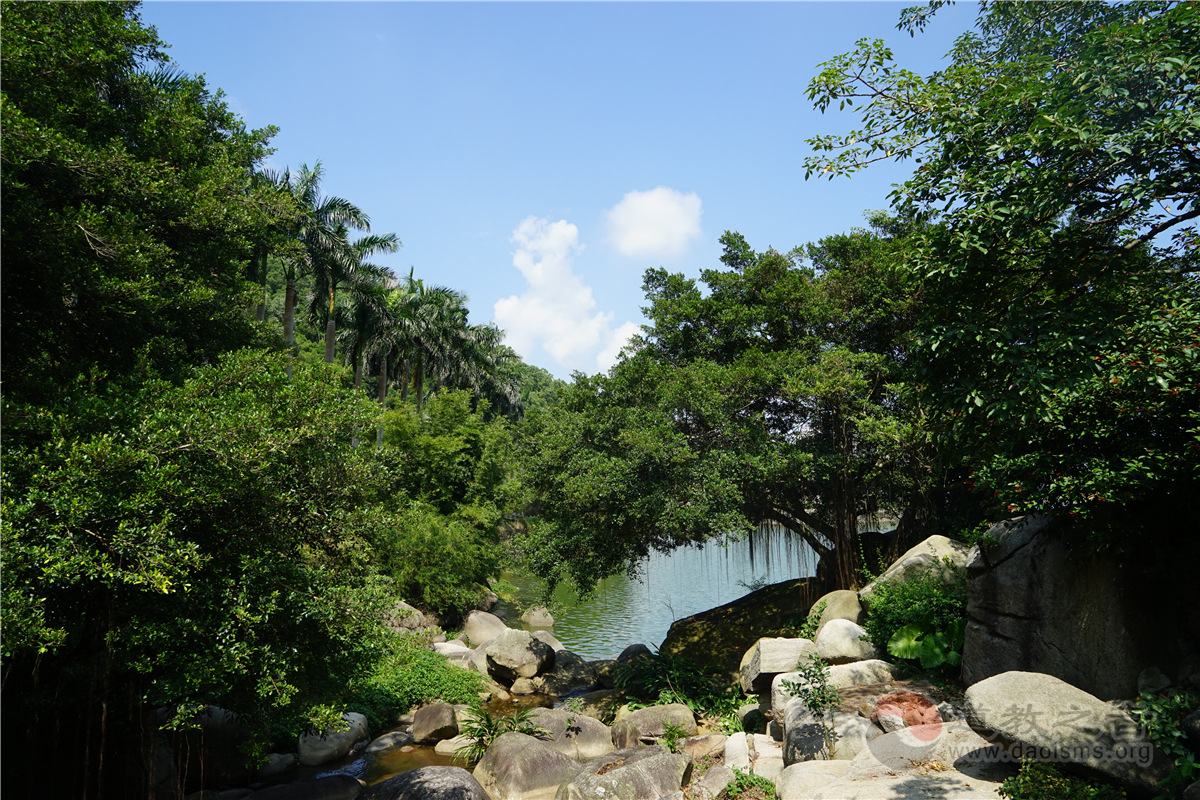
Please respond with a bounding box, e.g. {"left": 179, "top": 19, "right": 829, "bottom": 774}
{"left": 860, "top": 561, "right": 967, "bottom": 664}
{"left": 455, "top": 708, "right": 549, "bottom": 764}
{"left": 998, "top": 761, "right": 1125, "bottom": 800}
{"left": 614, "top": 651, "right": 744, "bottom": 719}
{"left": 344, "top": 633, "right": 485, "bottom": 731}
{"left": 718, "top": 767, "right": 778, "bottom": 800}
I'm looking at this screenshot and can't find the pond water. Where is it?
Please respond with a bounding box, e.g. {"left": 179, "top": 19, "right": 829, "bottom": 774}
{"left": 493, "top": 525, "right": 821, "bottom": 660}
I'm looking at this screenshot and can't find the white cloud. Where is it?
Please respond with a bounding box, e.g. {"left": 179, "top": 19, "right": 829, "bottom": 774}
{"left": 494, "top": 216, "right": 637, "bottom": 376}
{"left": 606, "top": 186, "right": 703, "bottom": 259}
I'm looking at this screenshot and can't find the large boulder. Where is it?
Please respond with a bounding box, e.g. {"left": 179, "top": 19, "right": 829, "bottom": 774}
{"left": 610, "top": 704, "right": 697, "bottom": 749}
{"left": 770, "top": 660, "right": 898, "bottom": 713}
{"left": 814, "top": 619, "right": 878, "bottom": 665}
{"left": 298, "top": 712, "right": 368, "bottom": 766}
{"left": 724, "top": 732, "right": 784, "bottom": 781}
{"left": 810, "top": 590, "right": 863, "bottom": 637}
{"left": 776, "top": 760, "right": 852, "bottom": 800}
{"left": 686, "top": 763, "right": 736, "bottom": 800}
{"left": 806, "top": 772, "right": 1004, "bottom": 799}
{"left": 485, "top": 629, "right": 554, "bottom": 685}
{"left": 462, "top": 610, "right": 509, "bottom": 648}
{"left": 249, "top": 774, "right": 365, "bottom": 800}
{"left": 660, "top": 578, "right": 821, "bottom": 676}
{"left": 844, "top": 720, "right": 1011, "bottom": 783}
{"left": 472, "top": 732, "right": 582, "bottom": 800}
{"left": 533, "top": 630, "right": 566, "bottom": 652}
{"left": 571, "top": 688, "right": 625, "bottom": 725}
{"left": 555, "top": 751, "right": 691, "bottom": 800}
{"left": 858, "top": 534, "right": 970, "bottom": 609}
{"left": 527, "top": 707, "right": 615, "bottom": 761}
{"left": 962, "top": 514, "right": 1200, "bottom": 700}
{"left": 383, "top": 601, "right": 426, "bottom": 634}
{"left": 361, "top": 766, "right": 488, "bottom": 800}
{"left": 965, "top": 671, "right": 1171, "bottom": 794}
{"left": 780, "top": 701, "right": 831, "bottom": 765}
{"left": 531, "top": 650, "right": 597, "bottom": 696}
{"left": 521, "top": 606, "right": 555, "bottom": 628}
{"left": 739, "top": 637, "right": 816, "bottom": 694}
{"left": 412, "top": 703, "right": 459, "bottom": 745}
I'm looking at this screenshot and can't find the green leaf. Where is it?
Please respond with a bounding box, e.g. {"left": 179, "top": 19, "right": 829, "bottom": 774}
{"left": 888, "top": 623, "right": 925, "bottom": 659}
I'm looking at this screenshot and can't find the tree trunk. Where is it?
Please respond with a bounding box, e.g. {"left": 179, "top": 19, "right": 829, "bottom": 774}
{"left": 283, "top": 276, "right": 296, "bottom": 378}
{"left": 376, "top": 353, "right": 389, "bottom": 446}
{"left": 324, "top": 319, "right": 336, "bottom": 364}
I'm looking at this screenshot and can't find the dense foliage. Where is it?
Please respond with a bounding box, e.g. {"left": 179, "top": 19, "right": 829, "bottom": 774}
{"left": 517, "top": 221, "right": 938, "bottom": 592}
{"left": 805, "top": 0, "right": 1199, "bottom": 528}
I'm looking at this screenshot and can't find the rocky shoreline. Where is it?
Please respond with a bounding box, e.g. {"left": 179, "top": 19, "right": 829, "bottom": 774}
{"left": 178, "top": 517, "right": 1200, "bottom": 799}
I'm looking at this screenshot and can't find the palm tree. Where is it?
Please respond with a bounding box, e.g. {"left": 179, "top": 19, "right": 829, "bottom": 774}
{"left": 310, "top": 228, "right": 399, "bottom": 364}
{"left": 270, "top": 162, "right": 372, "bottom": 368}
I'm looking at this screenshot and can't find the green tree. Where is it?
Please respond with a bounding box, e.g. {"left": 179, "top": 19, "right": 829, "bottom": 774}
{"left": 310, "top": 227, "right": 400, "bottom": 364}
{"left": 1, "top": 351, "right": 397, "bottom": 797}
{"left": 805, "top": 1, "right": 1199, "bottom": 525}
{"left": 518, "top": 223, "right": 931, "bottom": 593}
{"left": 0, "top": 0, "right": 285, "bottom": 402}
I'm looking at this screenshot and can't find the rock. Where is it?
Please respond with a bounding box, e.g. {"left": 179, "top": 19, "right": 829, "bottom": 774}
{"left": 434, "top": 734, "right": 471, "bottom": 756}
{"left": 532, "top": 630, "right": 565, "bottom": 651}
{"left": 611, "top": 704, "right": 697, "bottom": 749}
{"left": 589, "top": 659, "right": 618, "bottom": 689}
{"left": 462, "top": 610, "right": 509, "bottom": 648}
{"left": 961, "top": 514, "right": 1191, "bottom": 700}
{"left": 571, "top": 689, "right": 625, "bottom": 724}
{"left": 739, "top": 637, "right": 816, "bottom": 694}
{"left": 737, "top": 702, "right": 765, "bottom": 735}
{"left": 617, "top": 643, "right": 654, "bottom": 664}
{"left": 432, "top": 641, "right": 474, "bottom": 669}
{"left": 468, "top": 642, "right": 492, "bottom": 675}
{"left": 780, "top": 701, "right": 831, "bottom": 765}
{"left": 247, "top": 775, "right": 364, "bottom": 800}
{"left": 360, "top": 766, "right": 488, "bottom": 800}
{"left": 660, "top": 578, "right": 821, "bottom": 677}
{"left": 811, "top": 590, "right": 863, "bottom": 637}
{"left": 575, "top": 744, "right": 670, "bottom": 775}
{"left": 365, "top": 731, "right": 413, "bottom": 753}
{"left": 556, "top": 751, "right": 692, "bottom": 800}
{"left": 965, "top": 671, "right": 1171, "bottom": 794}
{"left": 412, "top": 703, "right": 458, "bottom": 745}
{"left": 1184, "top": 780, "right": 1200, "bottom": 800}
{"left": 776, "top": 760, "right": 852, "bottom": 799}
{"left": 871, "top": 690, "right": 941, "bottom": 732}
{"left": 844, "top": 720, "right": 1011, "bottom": 783}
{"left": 521, "top": 606, "right": 555, "bottom": 627}
{"left": 826, "top": 712, "right": 883, "bottom": 760}
{"left": 472, "top": 732, "right": 582, "bottom": 800}
{"left": 485, "top": 629, "right": 555, "bottom": 685}
{"left": 528, "top": 707, "right": 615, "bottom": 761}
{"left": 251, "top": 753, "right": 297, "bottom": 783}
{"left": 679, "top": 733, "right": 726, "bottom": 760}
{"left": 298, "top": 712, "right": 368, "bottom": 766}
{"left": 383, "top": 601, "right": 426, "bottom": 633}
{"left": 724, "top": 732, "right": 785, "bottom": 781}
{"left": 509, "top": 677, "right": 536, "bottom": 695}
{"left": 858, "top": 534, "right": 970, "bottom": 609}
{"left": 220, "top": 790, "right": 254, "bottom": 800}
{"left": 688, "top": 763, "right": 735, "bottom": 800}
{"left": 1183, "top": 709, "right": 1200, "bottom": 755}
{"left": 531, "top": 650, "right": 597, "bottom": 696}
{"left": 1138, "top": 666, "right": 1172, "bottom": 695}
{"left": 815, "top": 620, "right": 878, "bottom": 665}
{"left": 808, "top": 773, "right": 1003, "bottom": 799}
{"left": 771, "top": 660, "right": 898, "bottom": 713}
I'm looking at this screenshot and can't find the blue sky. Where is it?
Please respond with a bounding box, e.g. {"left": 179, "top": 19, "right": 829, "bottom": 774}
{"left": 140, "top": 1, "right": 981, "bottom": 380}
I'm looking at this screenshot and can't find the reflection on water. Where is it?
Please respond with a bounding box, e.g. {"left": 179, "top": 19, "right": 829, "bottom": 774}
{"left": 495, "top": 526, "right": 819, "bottom": 660}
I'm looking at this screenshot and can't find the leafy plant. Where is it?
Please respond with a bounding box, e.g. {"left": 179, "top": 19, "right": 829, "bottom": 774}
{"left": 1131, "top": 689, "right": 1199, "bottom": 793}
{"left": 888, "top": 617, "right": 966, "bottom": 671}
{"left": 661, "top": 721, "right": 689, "bottom": 753}
{"left": 614, "top": 651, "right": 745, "bottom": 720}
{"left": 455, "top": 707, "right": 550, "bottom": 764}
{"left": 790, "top": 599, "right": 827, "bottom": 641}
{"left": 999, "top": 761, "right": 1125, "bottom": 800}
{"left": 861, "top": 561, "right": 967, "bottom": 672}
{"left": 719, "top": 766, "right": 778, "bottom": 800}
{"left": 779, "top": 654, "right": 840, "bottom": 752}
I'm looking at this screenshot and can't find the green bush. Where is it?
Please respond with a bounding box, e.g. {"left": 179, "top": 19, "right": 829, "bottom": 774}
{"left": 860, "top": 561, "right": 967, "bottom": 666}
{"left": 614, "top": 651, "right": 744, "bottom": 719}
{"left": 455, "top": 707, "right": 549, "bottom": 764}
{"left": 718, "top": 767, "right": 778, "bottom": 800}
{"left": 344, "top": 633, "right": 485, "bottom": 731}
{"left": 1131, "top": 689, "right": 1199, "bottom": 790}
{"left": 998, "top": 761, "right": 1125, "bottom": 800}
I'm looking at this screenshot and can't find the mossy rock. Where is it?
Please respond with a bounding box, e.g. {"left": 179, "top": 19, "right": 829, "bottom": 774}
{"left": 659, "top": 578, "right": 821, "bottom": 678}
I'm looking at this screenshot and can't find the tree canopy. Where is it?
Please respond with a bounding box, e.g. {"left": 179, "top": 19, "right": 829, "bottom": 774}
{"left": 805, "top": 0, "right": 1199, "bottom": 525}
{"left": 518, "top": 221, "right": 936, "bottom": 593}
